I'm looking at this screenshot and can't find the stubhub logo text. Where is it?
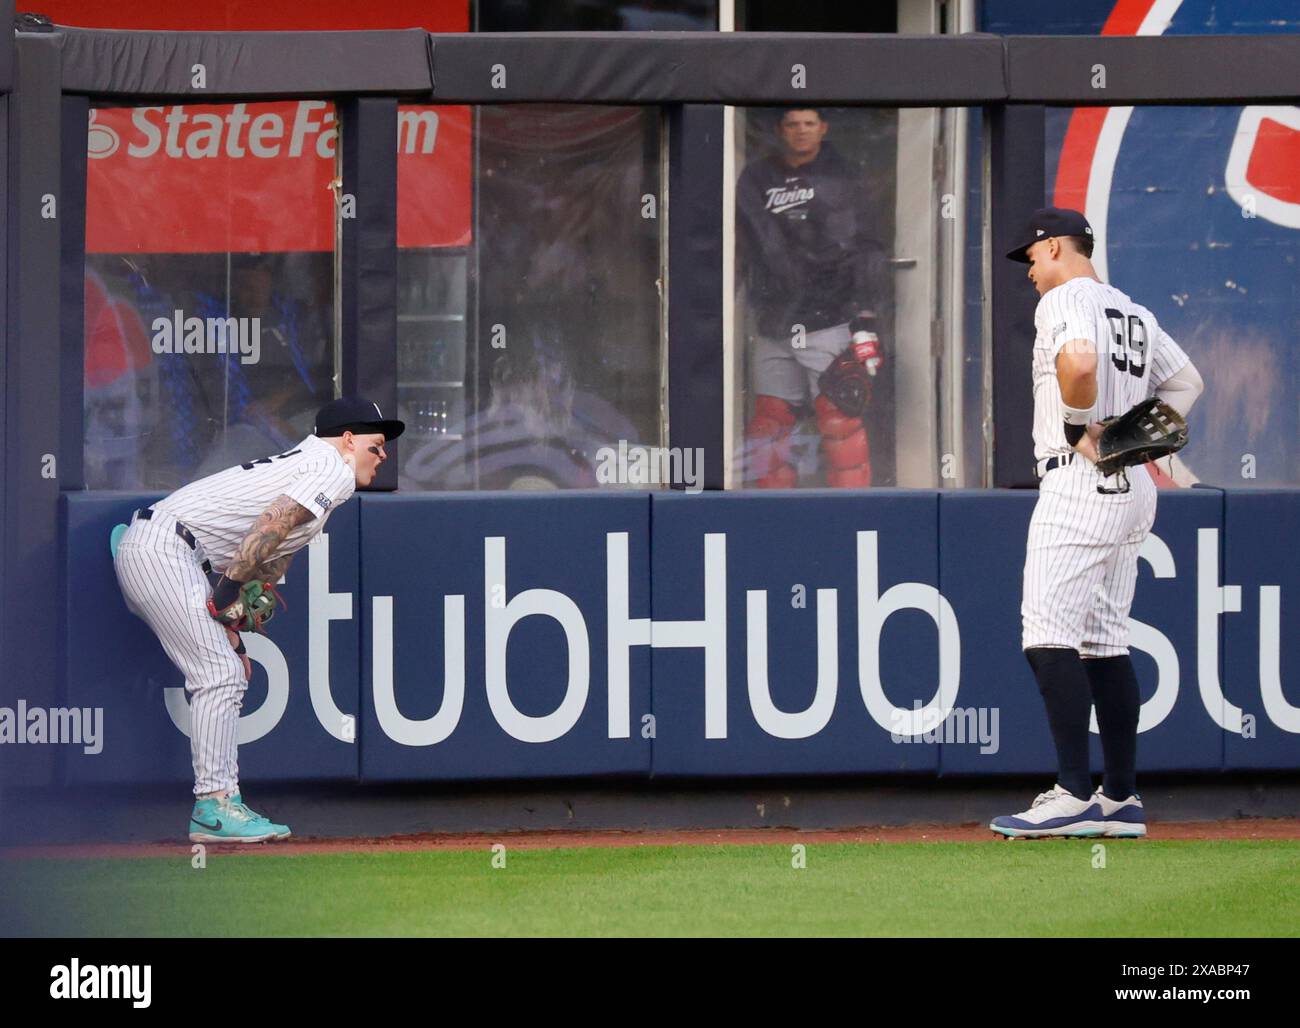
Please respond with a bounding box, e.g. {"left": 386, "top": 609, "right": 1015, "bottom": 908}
{"left": 161, "top": 526, "right": 1298, "bottom": 747}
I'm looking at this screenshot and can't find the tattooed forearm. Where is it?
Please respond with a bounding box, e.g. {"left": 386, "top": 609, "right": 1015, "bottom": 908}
{"left": 253, "top": 552, "right": 295, "bottom": 582}
{"left": 226, "top": 495, "right": 314, "bottom": 581}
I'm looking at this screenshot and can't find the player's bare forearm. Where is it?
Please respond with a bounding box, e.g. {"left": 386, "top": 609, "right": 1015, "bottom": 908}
{"left": 225, "top": 495, "right": 314, "bottom": 581}
{"left": 252, "top": 552, "right": 295, "bottom": 582}
{"left": 1055, "top": 345, "right": 1098, "bottom": 409}
{"left": 1073, "top": 422, "right": 1105, "bottom": 464}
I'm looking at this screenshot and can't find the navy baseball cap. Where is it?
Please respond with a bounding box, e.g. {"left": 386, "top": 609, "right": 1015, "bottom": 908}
{"left": 314, "top": 396, "right": 405, "bottom": 441}
{"left": 1005, "top": 207, "right": 1094, "bottom": 263}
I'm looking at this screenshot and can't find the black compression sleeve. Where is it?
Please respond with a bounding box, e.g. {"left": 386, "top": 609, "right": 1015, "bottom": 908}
{"left": 211, "top": 575, "right": 242, "bottom": 610}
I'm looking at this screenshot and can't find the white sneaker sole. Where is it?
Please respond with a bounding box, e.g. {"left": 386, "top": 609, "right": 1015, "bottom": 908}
{"left": 189, "top": 831, "right": 279, "bottom": 843}
{"left": 990, "top": 819, "right": 1110, "bottom": 839}
{"left": 1101, "top": 821, "right": 1147, "bottom": 838}
{"left": 991, "top": 819, "right": 1147, "bottom": 839}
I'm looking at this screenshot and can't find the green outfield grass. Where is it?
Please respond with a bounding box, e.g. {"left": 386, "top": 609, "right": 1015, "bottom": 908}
{"left": 4, "top": 840, "right": 1298, "bottom": 937}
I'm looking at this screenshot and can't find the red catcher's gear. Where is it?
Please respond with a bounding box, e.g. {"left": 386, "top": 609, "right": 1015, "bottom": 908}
{"left": 746, "top": 394, "right": 798, "bottom": 488}
{"left": 816, "top": 394, "right": 871, "bottom": 487}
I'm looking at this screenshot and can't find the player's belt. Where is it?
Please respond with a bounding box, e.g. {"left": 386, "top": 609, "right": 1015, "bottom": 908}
{"left": 1034, "top": 453, "right": 1076, "bottom": 479}
{"left": 131, "top": 507, "right": 213, "bottom": 575}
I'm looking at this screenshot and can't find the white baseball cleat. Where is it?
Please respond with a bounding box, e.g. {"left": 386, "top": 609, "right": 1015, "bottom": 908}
{"left": 989, "top": 784, "right": 1106, "bottom": 838}
{"left": 1092, "top": 789, "right": 1147, "bottom": 838}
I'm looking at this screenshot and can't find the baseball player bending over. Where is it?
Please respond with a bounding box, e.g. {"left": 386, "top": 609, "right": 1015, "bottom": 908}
{"left": 113, "top": 396, "right": 404, "bottom": 842}
{"left": 991, "top": 209, "right": 1204, "bottom": 839}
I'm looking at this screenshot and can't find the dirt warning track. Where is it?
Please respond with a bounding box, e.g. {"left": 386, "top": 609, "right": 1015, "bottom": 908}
{"left": 4, "top": 818, "right": 1299, "bottom": 860}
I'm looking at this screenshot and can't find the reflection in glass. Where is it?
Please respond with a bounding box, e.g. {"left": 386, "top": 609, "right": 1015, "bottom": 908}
{"left": 397, "top": 105, "right": 663, "bottom": 492}
{"left": 84, "top": 253, "right": 333, "bottom": 490}
{"left": 83, "top": 101, "right": 336, "bottom": 490}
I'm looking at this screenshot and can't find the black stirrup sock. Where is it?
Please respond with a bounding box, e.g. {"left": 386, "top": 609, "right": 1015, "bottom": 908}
{"left": 1083, "top": 655, "right": 1140, "bottom": 800}
{"left": 1024, "top": 647, "right": 1094, "bottom": 801}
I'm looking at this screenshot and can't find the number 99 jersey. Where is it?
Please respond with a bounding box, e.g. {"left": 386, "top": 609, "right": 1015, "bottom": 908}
{"left": 1031, "top": 277, "right": 1191, "bottom": 462}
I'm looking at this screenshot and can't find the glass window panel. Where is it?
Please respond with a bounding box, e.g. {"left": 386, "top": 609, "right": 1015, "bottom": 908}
{"left": 83, "top": 101, "right": 337, "bottom": 490}
{"left": 396, "top": 104, "right": 665, "bottom": 492}
{"left": 729, "top": 105, "right": 981, "bottom": 489}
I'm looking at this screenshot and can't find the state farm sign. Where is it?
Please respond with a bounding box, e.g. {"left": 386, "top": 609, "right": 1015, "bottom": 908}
{"left": 86, "top": 100, "right": 472, "bottom": 254}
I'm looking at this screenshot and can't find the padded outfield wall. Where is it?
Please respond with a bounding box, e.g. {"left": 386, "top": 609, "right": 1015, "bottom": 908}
{"left": 61, "top": 487, "right": 1299, "bottom": 785}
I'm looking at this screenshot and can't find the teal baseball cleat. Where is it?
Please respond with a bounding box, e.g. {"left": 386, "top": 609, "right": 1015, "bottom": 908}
{"left": 231, "top": 792, "right": 292, "bottom": 840}
{"left": 188, "top": 795, "right": 281, "bottom": 843}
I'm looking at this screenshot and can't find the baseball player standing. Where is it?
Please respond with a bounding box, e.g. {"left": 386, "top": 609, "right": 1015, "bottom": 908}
{"left": 991, "top": 208, "right": 1204, "bottom": 839}
{"left": 736, "top": 108, "right": 888, "bottom": 488}
{"left": 113, "top": 396, "right": 404, "bottom": 842}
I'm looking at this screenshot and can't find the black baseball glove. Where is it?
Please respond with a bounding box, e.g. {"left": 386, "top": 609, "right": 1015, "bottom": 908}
{"left": 1096, "top": 397, "right": 1189, "bottom": 477}
{"left": 818, "top": 348, "right": 875, "bottom": 419}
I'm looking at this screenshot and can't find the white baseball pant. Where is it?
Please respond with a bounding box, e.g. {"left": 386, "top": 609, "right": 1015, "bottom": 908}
{"left": 1022, "top": 460, "right": 1158, "bottom": 658}
{"left": 114, "top": 510, "right": 246, "bottom": 796}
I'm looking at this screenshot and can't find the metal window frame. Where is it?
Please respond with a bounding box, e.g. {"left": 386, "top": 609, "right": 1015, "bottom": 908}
{"left": 340, "top": 96, "right": 400, "bottom": 491}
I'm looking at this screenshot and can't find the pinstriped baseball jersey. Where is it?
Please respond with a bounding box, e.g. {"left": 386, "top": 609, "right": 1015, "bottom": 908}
{"left": 154, "top": 434, "right": 354, "bottom": 569}
{"left": 1031, "top": 277, "right": 1191, "bottom": 461}
{"left": 116, "top": 432, "right": 356, "bottom": 797}
{"left": 1022, "top": 275, "right": 1189, "bottom": 656}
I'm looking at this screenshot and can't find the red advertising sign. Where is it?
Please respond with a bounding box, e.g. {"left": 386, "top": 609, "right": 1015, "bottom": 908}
{"left": 86, "top": 101, "right": 472, "bottom": 253}
{"left": 398, "top": 105, "right": 473, "bottom": 249}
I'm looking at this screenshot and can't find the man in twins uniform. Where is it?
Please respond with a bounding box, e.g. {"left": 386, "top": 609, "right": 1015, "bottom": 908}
{"left": 736, "top": 107, "right": 887, "bottom": 488}
{"left": 113, "top": 396, "right": 404, "bottom": 842}
{"left": 991, "top": 208, "right": 1205, "bottom": 839}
